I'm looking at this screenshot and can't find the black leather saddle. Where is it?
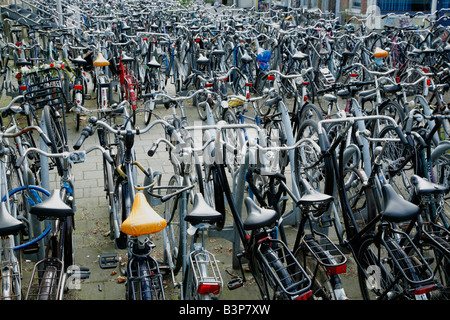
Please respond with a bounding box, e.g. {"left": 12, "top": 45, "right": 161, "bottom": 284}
{"left": 381, "top": 184, "right": 420, "bottom": 223}
{"left": 411, "top": 175, "right": 449, "bottom": 195}
{"left": 243, "top": 197, "right": 278, "bottom": 231}
{"left": 184, "top": 193, "right": 222, "bottom": 226}
{"left": 0, "top": 202, "right": 25, "bottom": 236}
{"left": 30, "top": 189, "right": 74, "bottom": 220}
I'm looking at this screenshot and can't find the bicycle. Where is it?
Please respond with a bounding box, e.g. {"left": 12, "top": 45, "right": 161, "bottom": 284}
{"left": 13, "top": 145, "right": 108, "bottom": 299}
{"left": 0, "top": 120, "right": 52, "bottom": 300}
{"left": 310, "top": 115, "right": 438, "bottom": 299}
{"left": 147, "top": 137, "right": 224, "bottom": 300}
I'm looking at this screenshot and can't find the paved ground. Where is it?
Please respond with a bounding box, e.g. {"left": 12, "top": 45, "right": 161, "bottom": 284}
{"left": 11, "top": 81, "right": 362, "bottom": 301}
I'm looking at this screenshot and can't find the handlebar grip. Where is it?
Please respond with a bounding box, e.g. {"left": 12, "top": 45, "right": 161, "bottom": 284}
{"left": 147, "top": 143, "right": 158, "bottom": 157}
{"left": 73, "top": 125, "right": 94, "bottom": 150}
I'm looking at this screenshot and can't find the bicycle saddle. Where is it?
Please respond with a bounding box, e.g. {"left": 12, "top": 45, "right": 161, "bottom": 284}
{"left": 93, "top": 53, "right": 110, "bottom": 67}
{"left": 411, "top": 175, "right": 449, "bottom": 195}
{"left": 240, "top": 52, "right": 253, "bottom": 63}
{"left": 16, "top": 58, "right": 32, "bottom": 67}
{"left": 30, "top": 189, "right": 74, "bottom": 220}
{"left": 196, "top": 54, "right": 209, "bottom": 65}
{"left": 298, "top": 179, "right": 333, "bottom": 215}
{"left": 373, "top": 47, "right": 388, "bottom": 58}
{"left": 72, "top": 55, "right": 87, "bottom": 65}
{"left": 121, "top": 193, "right": 166, "bottom": 236}
{"left": 211, "top": 50, "right": 225, "bottom": 56}
{"left": 381, "top": 184, "right": 420, "bottom": 223}
{"left": 0, "top": 201, "right": 25, "bottom": 236}
{"left": 293, "top": 51, "right": 309, "bottom": 60}
{"left": 243, "top": 197, "right": 278, "bottom": 230}
{"left": 147, "top": 56, "right": 161, "bottom": 68}
{"left": 121, "top": 54, "right": 134, "bottom": 63}
{"left": 184, "top": 193, "right": 222, "bottom": 226}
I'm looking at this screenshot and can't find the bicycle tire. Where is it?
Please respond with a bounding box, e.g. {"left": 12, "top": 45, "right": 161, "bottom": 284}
{"left": 42, "top": 105, "right": 67, "bottom": 177}
{"left": 264, "top": 118, "right": 288, "bottom": 173}
{"left": 204, "top": 165, "right": 226, "bottom": 231}
{"left": 143, "top": 99, "right": 155, "bottom": 125}
{"left": 294, "top": 242, "right": 335, "bottom": 300}
{"left": 417, "top": 237, "right": 450, "bottom": 299}
{"left": 163, "top": 175, "right": 183, "bottom": 275}
{"left": 127, "top": 257, "right": 163, "bottom": 300}
{"left": 63, "top": 215, "right": 74, "bottom": 271}
{"left": 294, "top": 120, "right": 334, "bottom": 197}
{"left": 377, "top": 100, "right": 406, "bottom": 128}
{"left": 357, "top": 231, "right": 422, "bottom": 300}
{"left": 111, "top": 179, "right": 128, "bottom": 249}
{"left": 249, "top": 242, "right": 293, "bottom": 300}
{"left": 222, "top": 109, "right": 244, "bottom": 174}
{"left": 376, "top": 125, "right": 413, "bottom": 198}
{"left": 299, "top": 103, "right": 324, "bottom": 124}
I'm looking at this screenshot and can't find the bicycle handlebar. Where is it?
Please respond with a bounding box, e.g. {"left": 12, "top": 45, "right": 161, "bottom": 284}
{"left": 1, "top": 124, "right": 52, "bottom": 147}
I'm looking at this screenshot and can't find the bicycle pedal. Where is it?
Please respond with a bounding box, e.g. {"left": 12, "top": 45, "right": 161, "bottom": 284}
{"left": 99, "top": 253, "right": 118, "bottom": 269}
{"left": 68, "top": 266, "right": 91, "bottom": 279}
{"left": 158, "top": 263, "right": 170, "bottom": 276}
{"left": 227, "top": 278, "right": 244, "bottom": 290}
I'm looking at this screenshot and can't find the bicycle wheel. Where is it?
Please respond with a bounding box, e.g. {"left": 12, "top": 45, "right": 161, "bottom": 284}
{"left": 357, "top": 232, "right": 397, "bottom": 300}
{"left": 377, "top": 125, "right": 413, "bottom": 198}
{"left": 418, "top": 238, "right": 450, "bottom": 299}
{"left": 357, "top": 231, "right": 422, "bottom": 300}
{"left": 42, "top": 105, "right": 67, "bottom": 177}
{"left": 203, "top": 165, "right": 226, "bottom": 231}
{"left": 222, "top": 109, "right": 244, "bottom": 174}
{"left": 250, "top": 241, "right": 294, "bottom": 300}
{"left": 299, "top": 103, "right": 324, "bottom": 124}
{"left": 342, "top": 168, "right": 377, "bottom": 232}
{"left": 63, "top": 215, "right": 74, "bottom": 270}
{"left": 143, "top": 98, "right": 155, "bottom": 125}
{"left": 111, "top": 179, "right": 128, "bottom": 249}
{"left": 163, "top": 175, "right": 183, "bottom": 275}
{"left": 377, "top": 100, "right": 406, "bottom": 128}
{"left": 294, "top": 120, "right": 334, "bottom": 196}
{"left": 294, "top": 243, "right": 334, "bottom": 300}
{"left": 264, "top": 118, "right": 288, "bottom": 173}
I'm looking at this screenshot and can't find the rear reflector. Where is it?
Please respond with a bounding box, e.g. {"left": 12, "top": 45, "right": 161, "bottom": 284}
{"left": 197, "top": 283, "right": 221, "bottom": 295}
{"left": 294, "top": 290, "right": 312, "bottom": 300}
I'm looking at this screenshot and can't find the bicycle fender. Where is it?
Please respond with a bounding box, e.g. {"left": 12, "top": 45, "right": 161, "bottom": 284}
{"left": 431, "top": 140, "right": 450, "bottom": 165}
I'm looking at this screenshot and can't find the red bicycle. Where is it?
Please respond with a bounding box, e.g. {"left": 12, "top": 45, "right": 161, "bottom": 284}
{"left": 118, "top": 53, "right": 139, "bottom": 125}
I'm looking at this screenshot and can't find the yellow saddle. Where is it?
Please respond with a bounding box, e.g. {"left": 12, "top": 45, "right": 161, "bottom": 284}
{"left": 373, "top": 47, "right": 389, "bottom": 58}
{"left": 120, "top": 193, "right": 166, "bottom": 236}
{"left": 93, "top": 53, "right": 110, "bottom": 67}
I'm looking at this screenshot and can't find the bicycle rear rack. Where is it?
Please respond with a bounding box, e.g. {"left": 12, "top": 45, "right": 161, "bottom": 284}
{"left": 189, "top": 245, "right": 223, "bottom": 296}
{"left": 382, "top": 228, "right": 435, "bottom": 287}
{"left": 25, "top": 257, "right": 64, "bottom": 300}
{"left": 302, "top": 231, "right": 347, "bottom": 275}
{"left": 257, "top": 238, "right": 311, "bottom": 299}
{"left": 127, "top": 255, "right": 165, "bottom": 300}
{"left": 319, "top": 67, "right": 335, "bottom": 85}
